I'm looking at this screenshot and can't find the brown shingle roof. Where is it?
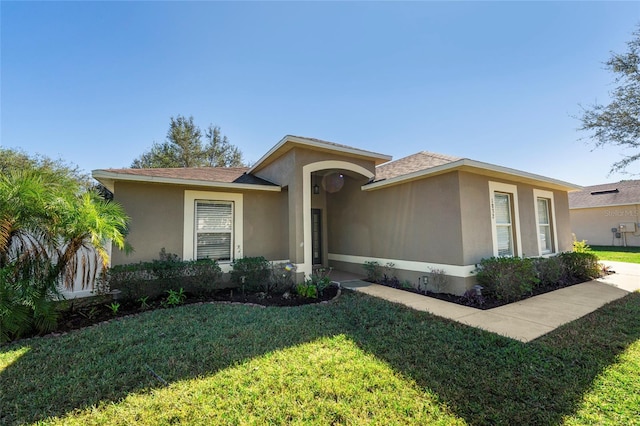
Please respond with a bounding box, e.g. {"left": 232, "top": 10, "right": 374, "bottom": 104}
{"left": 100, "top": 167, "right": 275, "bottom": 186}
{"left": 568, "top": 180, "right": 640, "bottom": 209}
{"left": 374, "top": 151, "right": 461, "bottom": 181}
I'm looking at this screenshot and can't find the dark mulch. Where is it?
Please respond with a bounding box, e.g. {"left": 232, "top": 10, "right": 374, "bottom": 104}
{"left": 54, "top": 285, "right": 340, "bottom": 335}
{"left": 370, "top": 274, "right": 613, "bottom": 310}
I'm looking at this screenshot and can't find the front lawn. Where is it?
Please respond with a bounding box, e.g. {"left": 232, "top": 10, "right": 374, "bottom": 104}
{"left": 1, "top": 291, "right": 639, "bottom": 425}
{"left": 589, "top": 245, "right": 640, "bottom": 264}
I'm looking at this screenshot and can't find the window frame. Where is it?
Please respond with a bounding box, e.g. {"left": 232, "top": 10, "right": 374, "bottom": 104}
{"left": 183, "top": 190, "right": 243, "bottom": 270}
{"left": 533, "top": 189, "right": 558, "bottom": 256}
{"left": 489, "top": 181, "right": 522, "bottom": 257}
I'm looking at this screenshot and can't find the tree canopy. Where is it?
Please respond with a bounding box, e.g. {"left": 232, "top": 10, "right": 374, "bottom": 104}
{"left": 131, "top": 116, "right": 245, "bottom": 168}
{"left": 578, "top": 26, "right": 640, "bottom": 174}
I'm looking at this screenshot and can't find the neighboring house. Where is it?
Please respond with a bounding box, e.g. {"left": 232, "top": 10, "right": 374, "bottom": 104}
{"left": 93, "top": 135, "right": 580, "bottom": 295}
{"left": 569, "top": 180, "right": 640, "bottom": 247}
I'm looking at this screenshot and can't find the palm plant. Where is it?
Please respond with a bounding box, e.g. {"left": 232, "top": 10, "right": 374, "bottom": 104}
{"left": 0, "top": 150, "right": 131, "bottom": 342}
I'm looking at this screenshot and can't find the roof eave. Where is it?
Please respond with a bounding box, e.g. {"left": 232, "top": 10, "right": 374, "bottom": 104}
{"left": 362, "top": 159, "right": 582, "bottom": 192}
{"left": 248, "top": 135, "right": 392, "bottom": 174}
{"left": 570, "top": 202, "right": 640, "bottom": 210}
{"left": 91, "top": 170, "right": 282, "bottom": 192}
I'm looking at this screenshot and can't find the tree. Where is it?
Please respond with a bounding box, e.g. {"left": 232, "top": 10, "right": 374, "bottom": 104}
{"left": 131, "top": 115, "right": 245, "bottom": 168}
{"left": 578, "top": 26, "right": 640, "bottom": 174}
{"left": 0, "top": 148, "right": 131, "bottom": 342}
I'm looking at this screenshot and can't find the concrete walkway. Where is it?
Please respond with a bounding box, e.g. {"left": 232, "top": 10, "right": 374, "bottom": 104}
{"left": 340, "top": 260, "right": 640, "bottom": 343}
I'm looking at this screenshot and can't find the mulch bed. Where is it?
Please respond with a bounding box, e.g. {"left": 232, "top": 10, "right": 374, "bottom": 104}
{"left": 369, "top": 273, "right": 613, "bottom": 310}
{"left": 51, "top": 285, "right": 340, "bottom": 336}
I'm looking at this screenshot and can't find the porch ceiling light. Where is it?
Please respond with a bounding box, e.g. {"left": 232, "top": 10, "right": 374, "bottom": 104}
{"left": 322, "top": 173, "right": 344, "bottom": 193}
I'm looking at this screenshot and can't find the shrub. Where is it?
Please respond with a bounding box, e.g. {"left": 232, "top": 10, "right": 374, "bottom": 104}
{"left": 558, "top": 251, "right": 602, "bottom": 284}
{"left": 533, "top": 256, "right": 563, "bottom": 288}
{"left": 363, "top": 261, "right": 383, "bottom": 282}
{"left": 268, "top": 262, "right": 296, "bottom": 295}
{"left": 0, "top": 262, "right": 60, "bottom": 343}
{"left": 307, "top": 267, "right": 333, "bottom": 296}
{"left": 428, "top": 268, "right": 448, "bottom": 293}
{"left": 459, "top": 286, "right": 485, "bottom": 307}
{"left": 572, "top": 234, "right": 591, "bottom": 253}
{"left": 295, "top": 283, "right": 317, "bottom": 298}
{"left": 106, "top": 251, "right": 223, "bottom": 301}
{"left": 230, "top": 256, "right": 271, "bottom": 293}
{"left": 475, "top": 257, "right": 539, "bottom": 302}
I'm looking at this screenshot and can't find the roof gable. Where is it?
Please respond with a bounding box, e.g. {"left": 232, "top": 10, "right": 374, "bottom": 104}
{"left": 248, "top": 135, "right": 392, "bottom": 174}
{"left": 569, "top": 180, "right": 640, "bottom": 209}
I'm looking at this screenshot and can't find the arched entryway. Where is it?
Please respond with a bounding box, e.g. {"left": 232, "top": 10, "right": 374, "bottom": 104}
{"left": 300, "top": 161, "right": 374, "bottom": 277}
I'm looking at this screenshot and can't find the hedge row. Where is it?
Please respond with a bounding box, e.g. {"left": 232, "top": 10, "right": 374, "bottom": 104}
{"left": 475, "top": 252, "right": 602, "bottom": 302}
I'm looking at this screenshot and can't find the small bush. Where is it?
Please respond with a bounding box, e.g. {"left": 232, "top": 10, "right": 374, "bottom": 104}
{"left": 533, "top": 256, "right": 563, "bottom": 288}
{"left": 230, "top": 256, "right": 271, "bottom": 293}
{"left": 459, "top": 287, "right": 485, "bottom": 307}
{"left": 572, "top": 234, "right": 591, "bottom": 253}
{"left": 295, "top": 283, "right": 317, "bottom": 298}
{"left": 307, "top": 267, "right": 333, "bottom": 296}
{"left": 267, "top": 262, "right": 296, "bottom": 295}
{"left": 363, "top": 261, "right": 383, "bottom": 282}
{"left": 106, "top": 251, "right": 223, "bottom": 302}
{"left": 558, "top": 251, "right": 602, "bottom": 284}
{"left": 428, "top": 268, "right": 448, "bottom": 293}
{"left": 475, "top": 257, "right": 539, "bottom": 302}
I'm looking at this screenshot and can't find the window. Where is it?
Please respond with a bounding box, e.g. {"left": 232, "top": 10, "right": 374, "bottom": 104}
{"left": 183, "top": 190, "right": 243, "bottom": 267}
{"left": 537, "top": 198, "right": 552, "bottom": 254}
{"left": 489, "top": 181, "right": 522, "bottom": 257}
{"left": 195, "top": 201, "right": 233, "bottom": 261}
{"left": 533, "top": 189, "right": 557, "bottom": 255}
{"left": 494, "top": 192, "right": 514, "bottom": 256}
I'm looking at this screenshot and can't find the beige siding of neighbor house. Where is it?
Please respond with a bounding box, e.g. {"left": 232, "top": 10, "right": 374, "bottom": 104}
{"left": 571, "top": 204, "right": 640, "bottom": 247}
{"left": 111, "top": 181, "right": 288, "bottom": 266}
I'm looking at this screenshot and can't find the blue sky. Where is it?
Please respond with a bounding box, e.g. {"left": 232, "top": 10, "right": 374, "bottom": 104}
{"left": 2, "top": 1, "right": 639, "bottom": 186}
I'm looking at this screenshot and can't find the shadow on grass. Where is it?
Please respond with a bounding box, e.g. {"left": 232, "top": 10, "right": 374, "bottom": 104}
{"left": 1, "top": 291, "right": 639, "bottom": 425}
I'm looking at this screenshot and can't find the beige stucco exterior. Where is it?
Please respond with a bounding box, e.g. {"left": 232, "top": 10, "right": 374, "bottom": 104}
{"left": 570, "top": 204, "right": 640, "bottom": 247}
{"left": 322, "top": 170, "right": 573, "bottom": 294}
{"left": 98, "top": 136, "right": 578, "bottom": 296}
{"left": 111, "top": 181, "right": 288, "bottom": 268}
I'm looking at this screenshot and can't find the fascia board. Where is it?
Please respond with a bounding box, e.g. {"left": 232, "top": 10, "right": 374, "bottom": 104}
{"left": 91, "top": 170, "right": 281, "bottom": 192}
{"left": 363, "top": 159, "right": 583, "bottom": 192}
{"left": 248, "top": 135, "right": 392, "bottom": 173}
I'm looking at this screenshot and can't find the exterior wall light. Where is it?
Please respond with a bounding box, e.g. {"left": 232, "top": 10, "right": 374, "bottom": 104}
{"left": 313, "top": 184, "right": 320, "bottom": 194}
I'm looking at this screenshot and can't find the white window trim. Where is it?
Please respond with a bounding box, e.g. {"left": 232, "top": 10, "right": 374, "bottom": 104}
{"left": 489, "top": 181, "right": 522, "bottom": 257}
{"left": 184, "top": 190, "right": 243, "bottom": 272}
{"left": 533, "top": 188, "right": 558, "bottom": 256}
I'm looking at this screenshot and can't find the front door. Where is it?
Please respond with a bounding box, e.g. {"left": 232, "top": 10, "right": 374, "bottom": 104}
{"left": 311, "top": 209, "right": 322, "bottom": 265}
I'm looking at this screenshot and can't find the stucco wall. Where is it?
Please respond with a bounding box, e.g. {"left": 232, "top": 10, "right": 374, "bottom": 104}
{"left": 111, "top": 181, "right": 288, "bottom": 266}
{"left": 112, "top": 182, "right": 184, "bottom": 265}
{"left": 571, "top": 204, "right": 640, "bottom": 247}
{"left": 458, "top": 173, "right": 573, "bottom": 264}
{"left": 328, "top": 171, "right": 464, "bottom": 265}
{"left": 243, "top": 189, "right": 289, "bottom": 259}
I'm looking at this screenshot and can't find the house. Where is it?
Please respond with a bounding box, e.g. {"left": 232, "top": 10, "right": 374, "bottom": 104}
{"left": 569, "top": 180, "right": 640, "bottom": 247}
{"left": 93, "top": 135, "right": 580, "bottom": 295}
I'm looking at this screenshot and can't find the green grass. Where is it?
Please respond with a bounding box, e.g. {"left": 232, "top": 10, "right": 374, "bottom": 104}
{"left": 589, "top": 245, "right": 640, "bottom": 264}
{"left": 1, "top": 291, "right": 639, "bottom": 425}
